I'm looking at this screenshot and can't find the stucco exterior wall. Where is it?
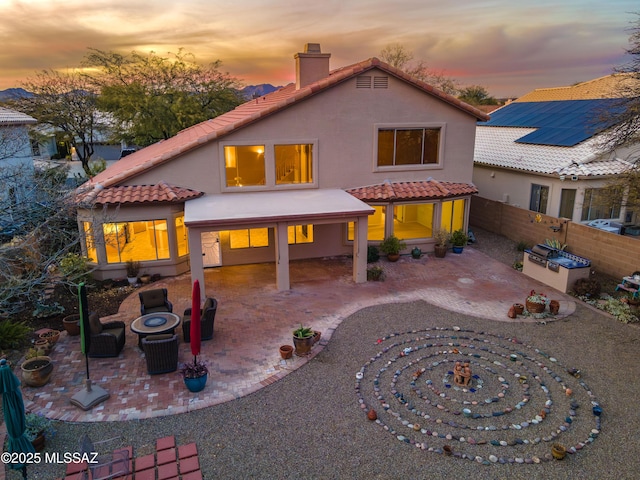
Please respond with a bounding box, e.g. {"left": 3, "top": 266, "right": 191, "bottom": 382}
{"left": 128, "top": 69, "right": 479, "bottom": 193}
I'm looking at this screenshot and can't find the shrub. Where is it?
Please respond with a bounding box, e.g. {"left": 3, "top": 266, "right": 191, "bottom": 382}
{"left": 59, "top": 252, "right": 92, "bottom": 284}
{"left": 0, "top": 319, "right": 31, "bottom": 350}
{"left": 379, "top": 235, "right": 406, "bottom": 255}
{"left": 367, "top": 245, "right": 380, "bottom": 263}
{"left": 450, "top": 229, "right": 469, "bottom": 247}
{"left": 572, "top": 278, "right": 601, "bottom": 298}
{"left": 516, "top": 241, "right": 530, "bottom": 252}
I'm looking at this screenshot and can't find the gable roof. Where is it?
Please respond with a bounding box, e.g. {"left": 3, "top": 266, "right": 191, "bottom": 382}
{"left": 479, "top": 99, "right": 624, "bottom": 147}
{"left": 346, "top": 180, "right": 477, "bottom": 201}
{"left": 87, "top": 58, "right": 489, "bottom": 189}
{"left": 0, "top": 107, "right": 36, "bottom": 126}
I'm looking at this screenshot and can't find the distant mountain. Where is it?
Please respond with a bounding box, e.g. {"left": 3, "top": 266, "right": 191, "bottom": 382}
{"left": 0, "top": 88, "right": 33, "bottom": 101}
{"left": 240, "top": 84, "right": 281, "bottom": 99}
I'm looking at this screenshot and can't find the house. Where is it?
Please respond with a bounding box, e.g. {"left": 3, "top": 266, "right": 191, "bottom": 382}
{"left": 76, "top": 44, "right": 488, "bottom": 290}
{"left": 0, "top": 106, "right": 37, "bottom": 238}
{"left": 473, "top": 74, "right": 640, "bottom": 227}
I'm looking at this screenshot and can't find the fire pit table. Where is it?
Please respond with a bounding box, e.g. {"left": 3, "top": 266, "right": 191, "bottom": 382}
{"left": 131, "top": 312, "right": 181, "bottom": 349}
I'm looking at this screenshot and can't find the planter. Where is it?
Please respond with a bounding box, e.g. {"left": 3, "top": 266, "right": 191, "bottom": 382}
{"left": 31, "top": 433, "right": 45, "bottom": 452}
{"left": 184, "top": 374, "right": 207, "bottom": 393}
{"left": 33, "top": 340, "right": 51, "bottom": 356}
{"left": 140, "top": 274, "right": 151, "bottom": 284}
{"left": 127, "top": 277, "right": 138, "bottom": 285}
{"left": 38, "top": 330, "right": 60, "bottom": 345}
{"left": 312, "top": 330, "right": 322, "bottom": 345}
{"left": 386, "top": 253, "right": 400, "bottom": 262}
{"left": 62, "top": 314, "right": 81, "bottom": 336}
{"left": 293, "top": 335, "right": 314, "bottom": 356}
{"left": 452, "top": 246, "right": 464, "bottom": 254}
{"left": 279, "top": 345, "right": 293, "bottom": 359}
{"left": 526, "top": 299, "right": 546, "bottom": 313}
{"left": 433, "top": 245, "right": 447, "bottom": 258}
{"left": 21, "top": 356, "right": 53, "bottom": 387}
{"left": 513, "top": 303, "right": 525, "bottom": 315}
{"left": 551, "top": 443, "right": 567, "bottom": 460}
{"left": 549, "top": 300, "right": 560, "bottom": 315}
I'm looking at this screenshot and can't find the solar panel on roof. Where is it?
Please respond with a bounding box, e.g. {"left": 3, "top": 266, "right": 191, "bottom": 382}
{"left": 479, "top": 99, "right": 625, "bottom": 146}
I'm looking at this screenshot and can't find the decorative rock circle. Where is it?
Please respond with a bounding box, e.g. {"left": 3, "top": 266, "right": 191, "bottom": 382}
{"left": 355, "top": 327, "right": 601, "bottom": 466}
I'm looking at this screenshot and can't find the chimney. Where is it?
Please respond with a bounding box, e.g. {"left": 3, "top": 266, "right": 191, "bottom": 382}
{"left": 294, "top": 43, "right": 331, "bottom": 89}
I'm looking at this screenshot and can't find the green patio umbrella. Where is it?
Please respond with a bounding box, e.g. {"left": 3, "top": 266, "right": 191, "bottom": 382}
{"left": 0, "top": 358, "right": 35, "bottom": 479}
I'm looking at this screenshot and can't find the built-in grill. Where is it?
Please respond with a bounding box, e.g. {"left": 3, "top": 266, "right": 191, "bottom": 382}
{"left": 526, "top": 244, "right": 558, "bottom": 267}
{"left": 523, "top": 244, "right": 591, "bottom": 293}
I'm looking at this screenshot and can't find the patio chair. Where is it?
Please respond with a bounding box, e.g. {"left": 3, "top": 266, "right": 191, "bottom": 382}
{"left": 87, "top": 313, "right": 126, "bottom": 358}
{"left": 182, "top": 297, "right": 217, "bottom": 342}
{"left": 79, "top": 433, "right": 131, "bottom": 480}
{"left": 142, "top": 334, "right": 179, "bottom": 374}
{"left": 139, "top": 288, "right": 173, "bottom": 315}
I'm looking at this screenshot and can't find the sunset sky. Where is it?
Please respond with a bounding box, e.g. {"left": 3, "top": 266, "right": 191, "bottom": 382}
{"left": 0, "top": 0, "right": 637, "bottom": 97}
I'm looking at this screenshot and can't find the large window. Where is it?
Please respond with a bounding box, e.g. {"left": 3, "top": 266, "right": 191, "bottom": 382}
{"left": 529, "top": 184, "right": 549, "bottom": 214}
{"left": 288, "top": 224, "right": 313, "bottom": 244}
{"left": 229, "top": 228, "right": 269, "bottom": 249}
{"left": 440, "top": 199, "right": 466, "bottom": 233}
{"left": 348, "top": 205, "right": 386, "bottom": 241}
{"left": 224, "top": 145, "right": 266, "bottom": 187}
{"left": 581, "top": 188, "right": 622, "bottom": 221}
{"left": 103, "top": 220, "right": 170, "bottom": 264}
{"left": 82, "top": 222, "right": 97, "bottom": 262}
{"left": 275, "top": 144, "right": 313, "bottom": 185}
{"left": 175, "top": 215, "right": 189, "bottom": 257}
{"left": 393, "top": 203, "right": 435, "bottom": 240}
{"left": 377, "top": 128, "right": 440, "bottom": 167}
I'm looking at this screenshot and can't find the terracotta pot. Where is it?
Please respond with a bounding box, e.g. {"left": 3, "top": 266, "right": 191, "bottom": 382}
{"left": 21, "top": 356, "right": 53, "bottom": 387}
{"left": 293, "top": 335, "right": 314, "bottom": 356}
{"left": 549, "top": 300, "right": 560, "bottom": 315}
{"left": 312, "top": 331, "right": 321, "bottom": 345}
{"left": 433, "top": 245, "right": 447, "bottom": 258}
{"left": 513, "top": 303, "right": 525, "bottom": 315}
{"left": 551, "top": 443, "right": 567, "bottom": 460}
{"left": 62, "top": 314, "right": 81, "bottom": 336}
{"left": 279, "top": 345, "right": 293, "bottom": 360}
{"left": 34, "top": 340, "right": 51, "bottom": 356}
{"left": 526, "top": 299, "right": 545, "bottom": 313}
{"left": 38, "top": 330, "right": 60, "bottom": 345}
{"left": 387, "top": 253, "right": 400, "bottom": 262}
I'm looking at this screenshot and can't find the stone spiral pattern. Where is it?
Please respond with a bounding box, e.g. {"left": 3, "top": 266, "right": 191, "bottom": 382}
{"left": 355, "top": 327, "right": 602, "bottom": 465}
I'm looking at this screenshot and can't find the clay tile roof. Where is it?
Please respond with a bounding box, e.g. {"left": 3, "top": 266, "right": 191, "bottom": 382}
{"left": 77, "top": 181, "right": 203, "bottom": 206}
{"left": 346, "top": 180, "right": 477, "bottom": 202}
{"left": 87, "top": 57, "right": 489, "bottom": 189}
{"left": 0, "top": 106, "right": 36, "bottom": 125}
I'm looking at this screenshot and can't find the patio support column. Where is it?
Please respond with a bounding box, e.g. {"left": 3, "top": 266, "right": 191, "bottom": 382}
{"left": 353, "top": 215, "right": 368, "bottom": 283}
{"left": 188, "top": 228, "right": 205, "bottom": 297}
{"left": 275, "top": 222, "right": 290, "bottom": 290}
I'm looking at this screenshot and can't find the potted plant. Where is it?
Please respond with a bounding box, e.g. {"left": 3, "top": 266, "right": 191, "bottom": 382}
{"left": 378, "top": 235, "right": 406, "bottom": 262}
{"left": 367, "top": 265, "right": 384, "bottom": 281}
{"left": 125, "top": 259, "right": 141, "bottom": 285}
{"left": 21, "top": 351, "right": 53, "bottom": 387}
{"left": 62, "top": 313, "right": 81, "bottom": 336}
{"left": 450, "top": 229, "right": 469, "bottom": 254}
{"left": 25, "top": 412, "right": 56, "bottom": 451}
{"left": 180, "top": 359, "right": 209, "bottom": 392}
{"left": 139, "top": 272, "right": 152, "bottom": 284}
{"left": 433, "top": 229, "right": 450, "bottom": 258}
{"left": 292, "top": 325, "right": 315, "bottom": 356}
{"left": 526, "top": 290, "right": 548, "bottom": 313}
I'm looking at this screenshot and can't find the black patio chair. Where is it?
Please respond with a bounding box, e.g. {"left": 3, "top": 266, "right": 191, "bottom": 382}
{"left": 139, "top": 288, "right": 173, "bottom": 315}
{"left": 182, "top": 297, "right": 217, "bottom": 342}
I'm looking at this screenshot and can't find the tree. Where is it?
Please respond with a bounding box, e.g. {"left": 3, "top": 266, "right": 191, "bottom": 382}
{"left": 597, "top": 13, "right": 640, "bottom": 213}
{"left": 379, "top": 43, "right": 460, "bottom": 95}
{"left": 11, "top": 70, "right": 101, "bottom": 175}
{"left": 83, "top": 49, "right": 245, "bottom": 147}
{"left": 457, "top": 85, "right": 499, "bottom": 106}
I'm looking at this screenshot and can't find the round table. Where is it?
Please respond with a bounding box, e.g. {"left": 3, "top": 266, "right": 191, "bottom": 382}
{"left": 131, "top": 312, "right": 181, "bottom": 349}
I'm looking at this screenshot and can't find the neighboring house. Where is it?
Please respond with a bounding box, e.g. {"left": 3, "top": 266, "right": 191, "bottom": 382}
{"left": 76, "top": 43, "right": 488, "bottom": 290}
{"left": 473, "top": 75, "right": 640, "bottom": 228}
{"left": 0, "top": 106, "right": 36, "bottom": 236}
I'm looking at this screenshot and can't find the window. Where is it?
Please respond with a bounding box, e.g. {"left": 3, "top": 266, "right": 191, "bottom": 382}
{"left": 393, "top": 203, "right": 435, "bottom": 240}
{"left": 175, "top": 215, "right": 188, "bottom": 257}
{"left": 275, "top": 144, "right": 313, "bottom": 184}
{"left": 529, "top": 184, "right": 549, "bottom": 214}
{"left": 83, "top": 222, "right": 97, "bottom": 262}
{"left": 103, "top": 220, "right": 170, "bottom": 264}
{"left": 229, "top": 228, "right": 269, "bottom": 249}
{"left": 377, "top": 127, "right": 440, "bottom": 167}
{"left": 348, "top": 206, "right": 386, "bottom": 241}
{"left": 581, "top": 188, "right": 622, "bottom": 221}
{"left": 440, "top": 199, "right": 466, "bottom": 233}
{"left": 288, "top": 224, "right": 313, "bottom": 244}
{"left": 559, "top": 189, "right": 576, "bottom": 219}
{"left": 224, "top": 145, "right": 265, "bottom": 187}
